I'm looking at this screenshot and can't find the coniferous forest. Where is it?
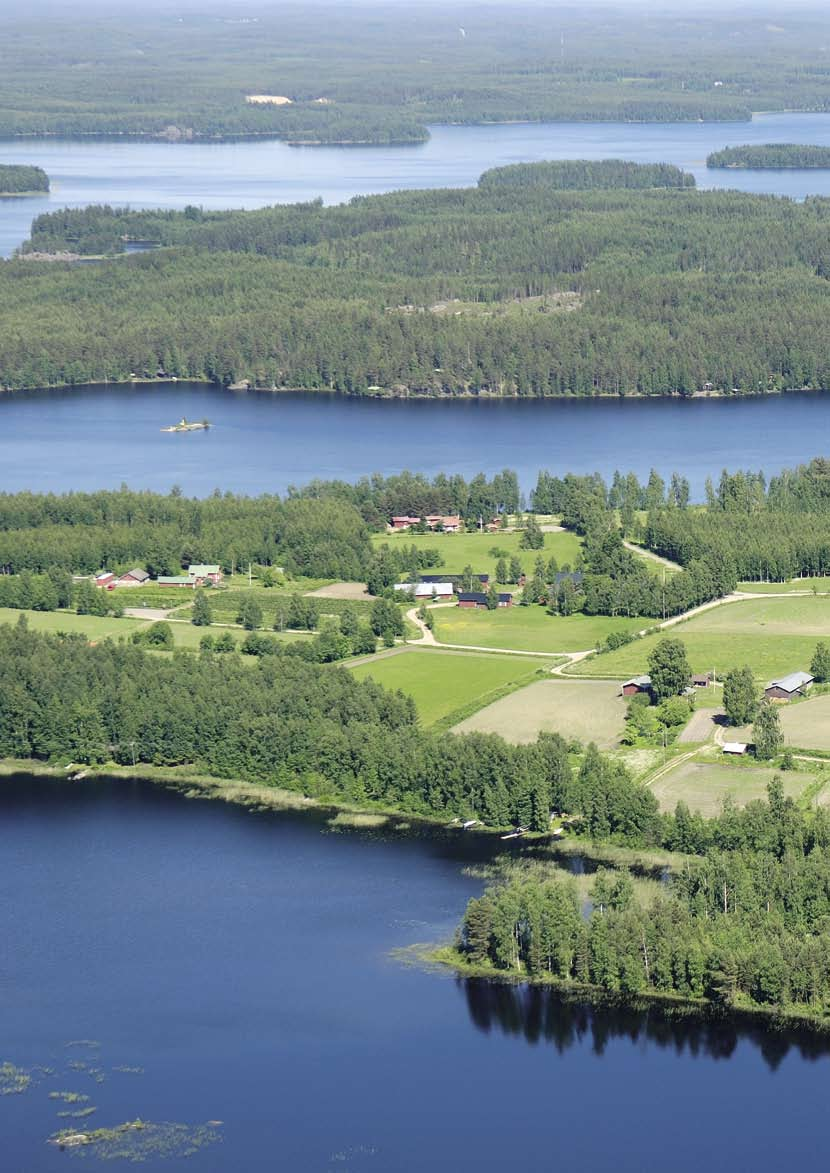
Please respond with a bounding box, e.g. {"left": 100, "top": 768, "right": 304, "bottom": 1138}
{"left": 5, "top": 163, "right": 830, "bottom": 396}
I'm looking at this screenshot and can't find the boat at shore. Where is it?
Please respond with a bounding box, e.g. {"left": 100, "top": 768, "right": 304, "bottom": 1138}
{"left": 161, "top": 417, "right": 211, "bottom": 433}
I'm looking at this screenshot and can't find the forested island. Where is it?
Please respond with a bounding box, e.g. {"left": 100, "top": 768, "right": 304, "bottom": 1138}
{"left": 3, "top": 4, "right": 830, "bottom": 144}
{"left": 707, "top": 144, "right": 830, "bottom": 169}
{"left": 5, "top": 160, "right": 830, "bottom": 396}
{"left": 0, "top": 164, "right": 48, "bottom": 195}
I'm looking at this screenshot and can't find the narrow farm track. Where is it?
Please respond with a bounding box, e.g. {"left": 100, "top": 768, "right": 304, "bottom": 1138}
{"left": 622, "top": 541, "right": 683, "bottom": 572}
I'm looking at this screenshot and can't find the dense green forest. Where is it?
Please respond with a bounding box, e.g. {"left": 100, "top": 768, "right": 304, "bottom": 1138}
{"left": 3, "top": 4, "right": 830, "bottom": 143}
{"left": 707, "top": 144, "right": 830, "bottom": 169}
{"left": 0, "top": 487, "right": 371, "bottom": 579}
{"left": 458, "top": 779, "right": 830, "bottom": 1021}
{"left": 6, "top": 164, "right": 830, "bottom": 396}
{"left": 644, "top": 458, "right": 830, "bottom": 581}
{"left": 0, "top": 164, "right": 48, "bottom": 194}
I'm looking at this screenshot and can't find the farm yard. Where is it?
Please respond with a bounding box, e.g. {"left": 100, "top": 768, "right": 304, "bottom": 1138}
{"left": 432, "top": 606, "right": 646, "bottom": 653}
{"left": 349, "top": 647, "right": 554, "bottom": 727}
{"left": 452, "top": 679, "right": 627, "bottom": 749}
{"left": 648, "top": 759, "right": 817, "bottom": 817}
{"left": 570, "top": 595, "right": 830, "bottom": 683}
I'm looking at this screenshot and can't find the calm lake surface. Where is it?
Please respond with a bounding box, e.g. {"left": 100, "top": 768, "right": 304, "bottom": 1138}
{"left": 4, "top": 111, "right": 830, "bottom": 255}
{"left": 2, "top": 773, "right": 829, "bottom": 1172}
{"left": 2, "top": 382, "right": 830, "bottom": 497}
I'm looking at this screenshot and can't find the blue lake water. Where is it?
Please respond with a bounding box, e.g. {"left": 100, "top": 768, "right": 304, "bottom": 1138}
{"left": 4, "top": 111, "right": 830, "bottom": 255}
{"left": 2, "top": 381, "right": 830, "bottom": 498}
{"left": 2, "top": 774, "right": 829, "bottom": 1172}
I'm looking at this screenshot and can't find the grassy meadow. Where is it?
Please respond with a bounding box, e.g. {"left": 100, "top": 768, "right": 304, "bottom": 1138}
{"left": 432, "top": 605, "right": 646, "bottom": 653}
{"left": 0, "top": 607, "right": 145, "bottom": 641}
{"left": 349, "top": 648, "right": 554, "bottom": 727}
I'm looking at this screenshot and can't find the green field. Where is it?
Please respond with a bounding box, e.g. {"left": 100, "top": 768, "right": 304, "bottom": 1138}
{"left": 165, "top": 622, "right": 312, "bottom": 650}
{"left": 571, "top": 596, "right": 830, "bottom": 682}
{"left": 432, "top": 605, "right": 646, "bottom": 653}
{"left": 453, "top": 679, "right": 627, "bottom": 749}
{"left": 349, "top": 648, "right": 553, "bottom": 726}
{"left": 649, "top": 759, "right": 815, "bottom": 816}
{"left": 0, "top": 607, "right": 145, "bottom": 641}
{"left": 372, "top": 529, "right": 583, "bottom": 582}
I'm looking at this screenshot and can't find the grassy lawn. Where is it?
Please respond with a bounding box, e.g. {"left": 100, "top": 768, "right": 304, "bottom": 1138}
{"left": 571, "top": 596, "right": 830, "bottom": 682}
{"left": 0, "top": 607, "right": 145, "bottom": 641}
{"left": 649, "top": 759, "right": 815, "bottom": 816}
{"left": 371, "top": 528, "right": 583, "bottom": 581}
{"left": 433, "top": 605, "right": 646, "bottom": 653}
{"left": 349, "top": 648, "right": 552, "bottom": 727}
{"left": 453, "top": 679, "right": 627, "bottom": 749}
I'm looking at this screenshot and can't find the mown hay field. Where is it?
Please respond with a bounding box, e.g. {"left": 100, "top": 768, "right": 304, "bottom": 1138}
{"left": 452, "top": 679, "right": 627, "bottom": 749}
{"left": 649, "top": 760, "right": 815, "bottom": 816}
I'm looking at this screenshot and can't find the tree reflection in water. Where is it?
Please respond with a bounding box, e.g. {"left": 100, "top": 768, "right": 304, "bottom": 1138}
{"left": 459, "top": 978, "right": 830, "bottom": 1071}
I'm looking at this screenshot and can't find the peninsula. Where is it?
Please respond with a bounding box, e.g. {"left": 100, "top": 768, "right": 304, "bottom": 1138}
{"left": 707, "top": 143, "right": 830, "bottom": 169}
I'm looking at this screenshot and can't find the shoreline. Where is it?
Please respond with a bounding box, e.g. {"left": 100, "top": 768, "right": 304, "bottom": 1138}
{"left": 427, "top": 946, "right": 830, "bottom": 1036}
{"left": 5, "top": 757, "right": 824, "bottom": 1037}
{"left": 0, "top": 375, "right": 824, "bottom": 402}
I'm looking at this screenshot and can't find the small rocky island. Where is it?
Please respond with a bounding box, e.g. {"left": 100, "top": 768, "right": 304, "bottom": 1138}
{"left": 160, "top": 418, "right": 211, "bottom": 433}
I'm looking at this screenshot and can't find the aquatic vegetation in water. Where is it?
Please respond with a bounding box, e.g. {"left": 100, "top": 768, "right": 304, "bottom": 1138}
{"left": 49, "top": 1119, "right": 223, "bottom": 1161}
{"left": 50, "top": 1091, "right": 91, "bottom": 1103}
{"left": 112, "top": 1066, "right": 144, "bottom": 1075}
{"left": 65, "top": 1041, "right": 101, "bottom": 1050}
{"left": 329, "top": 1144, "right": 379, "bottom": 1166}
{"left": 58, "top": 1107, "right": 98, "bottom": 1120}
{"left": 0, "top": 1061, "right": 31, "bottom": 1095}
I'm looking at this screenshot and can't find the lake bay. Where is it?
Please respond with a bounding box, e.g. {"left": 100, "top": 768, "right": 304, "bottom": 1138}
{"left": 2, "top": 774, "right": 828, "bottom": 1172}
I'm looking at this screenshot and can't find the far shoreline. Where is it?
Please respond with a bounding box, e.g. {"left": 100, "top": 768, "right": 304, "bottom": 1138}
{"left": 0, "top": 374, "right": 828, "bottom": 403}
